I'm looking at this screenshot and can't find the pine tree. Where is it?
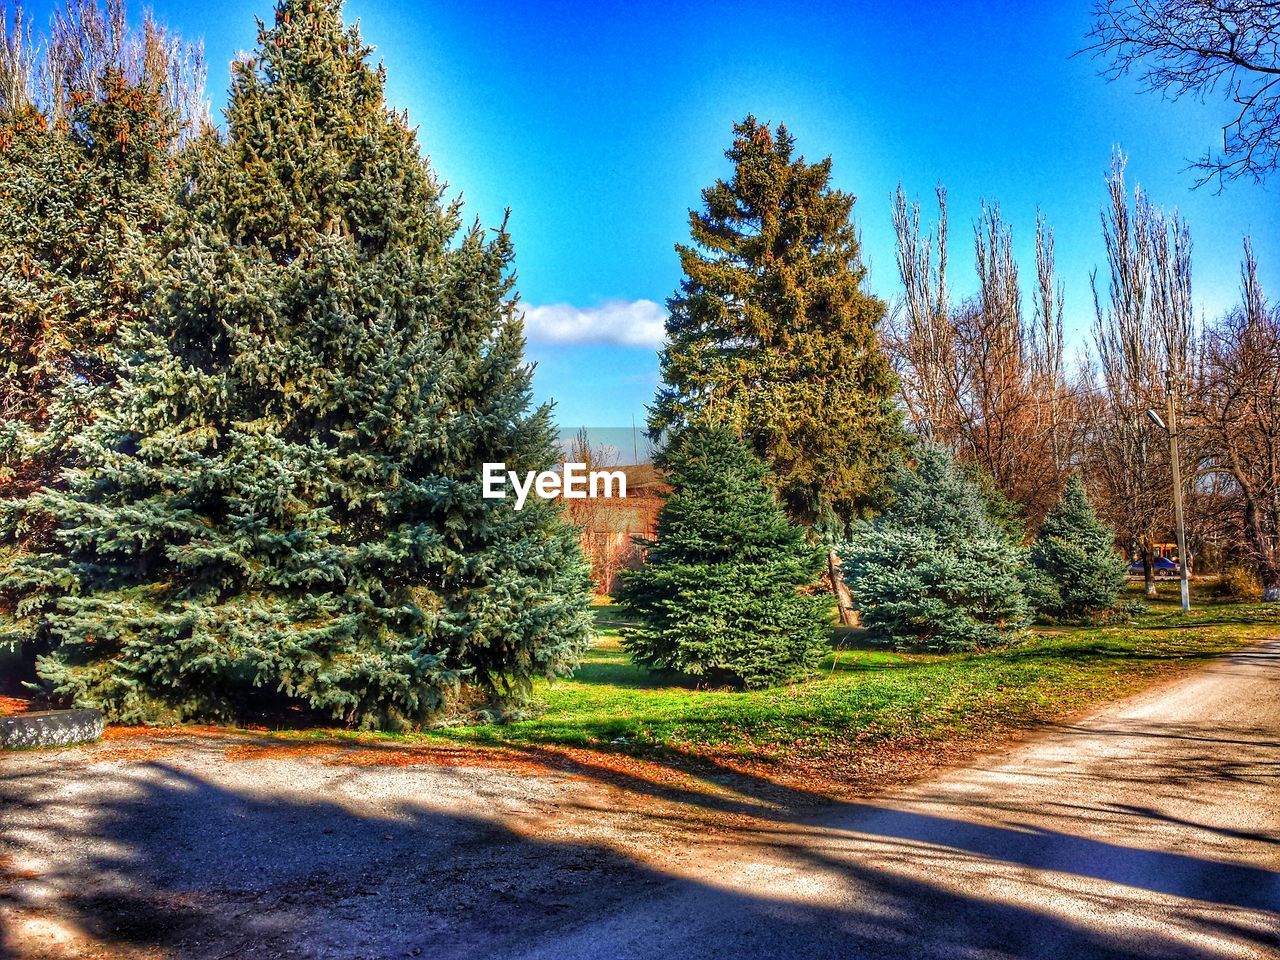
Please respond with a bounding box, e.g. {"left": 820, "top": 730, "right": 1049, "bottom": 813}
{"left": 650, "top": 116, "right": 905, "bottom": 530}
{"left": 0, "top": 1, "right": 198, "bottom": 519}
{"left": 1029, "top": 474, "right": 1128, "bottom": 620}
{"left": 0, "top": 3, "right": 204, "bottom": 669}
{"left": 842, "top": 443, "right": 1030, "bottom": 650}
{"left": 618, "top": 424, "right": 832, "bottom": 689}
{"left": 3, "top": 0, "right": 591, "bottom": 727}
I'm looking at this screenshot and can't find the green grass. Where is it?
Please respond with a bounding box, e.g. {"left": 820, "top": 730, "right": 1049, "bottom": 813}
{"left": 9, "top": 581, "right": 1275, "bottom": 774}
{"left": 355, "top": 584, "right": 1280, "bottom": 765}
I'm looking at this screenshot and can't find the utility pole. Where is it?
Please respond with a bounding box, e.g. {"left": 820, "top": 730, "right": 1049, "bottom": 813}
{"left": 1147, "top": 372, "right": 1191, "bottom": 612}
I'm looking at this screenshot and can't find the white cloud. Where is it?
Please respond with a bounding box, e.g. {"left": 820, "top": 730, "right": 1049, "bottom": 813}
{"left": 520, "top": 299, "right": 666, "bottom": 348}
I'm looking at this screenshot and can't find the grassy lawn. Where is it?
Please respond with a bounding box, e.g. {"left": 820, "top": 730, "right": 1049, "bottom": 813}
{"left": 329, "top": 583, "right": 1279, "bottom": 775}
{"left": 8, "top": 582, "right": 1276, "bottom": 783}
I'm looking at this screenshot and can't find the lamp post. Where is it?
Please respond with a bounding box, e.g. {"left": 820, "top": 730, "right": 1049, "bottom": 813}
{"left": 1146, "top": 371, "right": 1190, "bottom": 612}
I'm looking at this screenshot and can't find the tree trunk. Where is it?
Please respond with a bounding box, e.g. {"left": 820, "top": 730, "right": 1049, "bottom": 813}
{"left": 828, "top": 550, "right": 858, "bottom": 627}
{"left": 1142, "top": 543, "right": 1157, "bottom": 596}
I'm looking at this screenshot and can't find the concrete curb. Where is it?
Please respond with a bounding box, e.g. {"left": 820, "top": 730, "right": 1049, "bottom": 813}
{"left": 0, "top": 709, "right": 104, "bottom": 750}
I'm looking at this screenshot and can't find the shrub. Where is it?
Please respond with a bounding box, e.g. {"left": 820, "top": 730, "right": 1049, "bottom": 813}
{"left": 842, "top": 443, "right": 1030, "bottom": 651}
{"left": 618, "top": 425, "right": 832, "bottom": 689}
{"left": 1214, "top": 567, "right": 1263, "bottom": 600}
{"left": 1029, "top": 475, "right": 1128, "bottom": 620}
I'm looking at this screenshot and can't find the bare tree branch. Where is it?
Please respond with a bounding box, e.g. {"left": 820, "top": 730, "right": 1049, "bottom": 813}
{"left": 1084, "top": 0, "right": 1280, "bottom": 187}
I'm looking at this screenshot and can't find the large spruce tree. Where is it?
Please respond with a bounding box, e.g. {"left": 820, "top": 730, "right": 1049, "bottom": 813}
{"left": 0, "top": 3, "right": 205, "bottom": 672}
{"left": 618, "top": 424, "right": 831, "bottom": 689}
{"left": 650, "top": 117, "right": 904, "bottom": 530}
{"left": 842, "top": 443, "right": 1031, "bottom": 651}
{"left": 0, "top": 2, "right": 198, "bottom": 520}
{"left": 3, "top": 0, "right": 591, "bottom": 727}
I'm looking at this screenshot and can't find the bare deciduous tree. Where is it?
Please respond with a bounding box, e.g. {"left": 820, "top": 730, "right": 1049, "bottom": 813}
{"left": 0, "top": 3, "right": 34, "bottom": 113}
{"left": 1194, "top": 239, "right": 1280, "bottom": 597}
{"left": 891, "top": 183, "right": 952, "bottom": 435}
{"left": 1085, "top": 0, "right": 1280, "bottom": 187}
{"left": 890, "top": 187, "right": 1071, "bottom": 530}
{"left": 1034, "top": 212, "right": 1069, "bottom": 470}
{"left": 562, "top": 428, "right": 632, "bottom": 595}
{"left": 1088, "top": 154, "right": 1195, "bottom": 592}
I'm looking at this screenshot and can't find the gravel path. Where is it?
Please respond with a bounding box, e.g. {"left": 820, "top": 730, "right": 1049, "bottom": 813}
{"left": 2, "top": 641, "right": 1277, "bottom": 960}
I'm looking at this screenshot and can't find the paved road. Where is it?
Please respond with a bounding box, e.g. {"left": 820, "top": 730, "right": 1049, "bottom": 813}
{"left": 2, "top": 642, "right": 1277, "bottom": 960}
{"left": 504, "top": 641, "right": 1280, "bottom": 960}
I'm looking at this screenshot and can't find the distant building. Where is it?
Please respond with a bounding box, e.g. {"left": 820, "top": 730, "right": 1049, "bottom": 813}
{"left": 570, "top": 464, "right": 669, "bottom": 595}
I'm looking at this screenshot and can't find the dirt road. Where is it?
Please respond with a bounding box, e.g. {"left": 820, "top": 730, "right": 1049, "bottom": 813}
{"left": 2, "top": 641, "right": 1277, "bottom": 960}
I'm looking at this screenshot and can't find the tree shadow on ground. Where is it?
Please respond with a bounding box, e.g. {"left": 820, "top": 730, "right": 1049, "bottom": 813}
{"left": 497, "top": 738, "right": 1279, "bottom": 910}
{"left": 994, "top": 640, "right": 1228, "bottom": 666}
{"left": 566, "top": 643, "right": 919, "bottom": 689}
{"left": 1134, "top": 609, "right": 1280, "bottom": 631}
{"left": 2, "top": 721, "right": 1276, "bottom": 960}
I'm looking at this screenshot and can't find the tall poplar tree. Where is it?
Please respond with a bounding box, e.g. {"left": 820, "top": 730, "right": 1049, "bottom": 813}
{"left": 650, "top": 116, "right": 905, "bottom": 531}
{"left": 3, "top": 0, "right": 591, "bottom": 727}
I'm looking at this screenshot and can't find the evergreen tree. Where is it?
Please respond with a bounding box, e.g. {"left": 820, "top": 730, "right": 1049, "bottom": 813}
{"left": 1029, "top": 474, "right": 1128, "bottom": 620}
{"left": 0, "top": 3, "right": 205, "bottom": 671}
{"left": 0, "top": 1, "right": 199, "bottom": 520}
{"left": 650, "top": 116, "right": 905, "bottom": 530}
{"left": 962, "top": 461, "right": 1028, "bottom": 548}
{"left": 618, "top": 424, "right": 832, "bottom": 689}
{"left": 842, "top": 443, "right": 1030, "bottom": 650}
{"left": 2, "top": 0, "right": 590, "bottom": 727}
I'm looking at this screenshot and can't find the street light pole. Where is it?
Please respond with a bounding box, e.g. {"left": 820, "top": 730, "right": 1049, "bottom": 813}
{"left": 1164, "top": 372, "right": 1191, "bottom": 612}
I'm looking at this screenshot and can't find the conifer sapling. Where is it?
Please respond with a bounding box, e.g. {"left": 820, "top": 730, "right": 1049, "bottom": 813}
{"left": 619, "top": 425, "right": 832, "bottom": 689}
{"left": 1029, "top": 474, "right": 1128, "bottom": 620}
{"left": 842, "top": 443, "right": 1031, "bottom": 651}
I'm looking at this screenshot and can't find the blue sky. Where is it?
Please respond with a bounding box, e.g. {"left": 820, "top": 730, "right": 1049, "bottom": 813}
{"left": 26, "top": 0, "right": 1279, "bottom": 431}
